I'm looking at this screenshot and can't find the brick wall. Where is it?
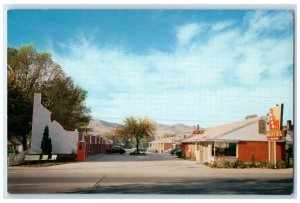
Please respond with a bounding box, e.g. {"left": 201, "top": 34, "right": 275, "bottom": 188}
{"left": 276, "top": 142, "right": 285, "bottom": 161}
{"left": 238, "top": 141, "right": 268, "bottom": 162}
{"left": 189, "top": 144, "right": 196, "bottom": 159}
{"left": 181, "top": 143, "right": 195, "bottom": 158}
{"left": 164, "top": 143, "right": 173, "bottom": 151}
{"left": 238, "top": 141, "right": 285, "bottom": 162}
{"left": 182, "top": 143, "right": 189, "bottom": 157}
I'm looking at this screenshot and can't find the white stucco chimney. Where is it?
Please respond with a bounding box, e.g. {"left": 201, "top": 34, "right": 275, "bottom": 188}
{"left": 34, "top": 93, "right": 42, "bottom": 106}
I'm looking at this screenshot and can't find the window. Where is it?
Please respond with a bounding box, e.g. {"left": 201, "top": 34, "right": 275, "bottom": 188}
{"left": 212, "top": 143, "right": 236, "bottom": 156}
{"left": 259, "top": 120, "right": 266, "bottom": 134}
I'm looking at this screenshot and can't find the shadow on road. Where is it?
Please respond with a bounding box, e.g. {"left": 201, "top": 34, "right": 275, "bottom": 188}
{"left": 67, "top": 177, "right": 294, "bottom": 195}
{"left": 85, "top": 153, "right": 180, "bottom": 162}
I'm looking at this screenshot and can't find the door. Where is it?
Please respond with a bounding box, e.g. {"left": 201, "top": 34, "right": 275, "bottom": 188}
{"left": 200, "top": 144, "right": 204, "bottom": 162}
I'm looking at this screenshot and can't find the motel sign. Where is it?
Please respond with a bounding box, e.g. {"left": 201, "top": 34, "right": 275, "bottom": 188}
{"left": 267, "top": 104, "right": 283, "bottom": 141}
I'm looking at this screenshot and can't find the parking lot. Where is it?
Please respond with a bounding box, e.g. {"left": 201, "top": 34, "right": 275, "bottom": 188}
{"left": 7, "top": 152, "right": 294, "bottom": 195}
{"left": 86, "top": 150, "right": 178, "bottom": 162}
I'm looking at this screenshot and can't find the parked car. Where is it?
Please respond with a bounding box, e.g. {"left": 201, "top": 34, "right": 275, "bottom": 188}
{"left": 170, "top": 148, "right": 180, "bottom": 155}
{"left": 174, "top": 149, "right": 182, "bottom": 157}
{"left": 131, "top": 148, "right": 146, "bottom": 153}
{"left": 105, "top": 146, "right": 126, "bottom": 154}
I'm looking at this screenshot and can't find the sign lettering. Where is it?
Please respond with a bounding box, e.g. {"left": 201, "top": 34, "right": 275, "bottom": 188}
{"left": 267, "top": 104, "right": 283, "bottom": 141}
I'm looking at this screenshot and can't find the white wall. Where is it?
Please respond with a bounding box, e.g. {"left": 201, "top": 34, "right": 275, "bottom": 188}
{"left": 31, "top": 93, "right": 78, "bottom": 154}
{"left": 207, "top": 143, "right": 215, "bottom": 162}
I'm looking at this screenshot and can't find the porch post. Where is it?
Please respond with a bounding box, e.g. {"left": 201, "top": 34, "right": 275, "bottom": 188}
{"left": 236, "top": 143, "right": 238, "bottom": 158}
{"left": 274, "top": 141, "right": 277, "bottom": 167}
{"left": 268, "top": 141, "right": 271, "bottom": 162}
{"left": 213, "top": 142, "right": 216, "bottom": 157}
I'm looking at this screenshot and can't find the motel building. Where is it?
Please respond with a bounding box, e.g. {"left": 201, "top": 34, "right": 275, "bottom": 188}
{"left": 78, "top": 132, "right": 113, "bottom": 157}
{"left": 148, "top": 137, "right": 174, "bottom": 153}
{"left": 181, "top": 116, "right": 293, "bottom": 164}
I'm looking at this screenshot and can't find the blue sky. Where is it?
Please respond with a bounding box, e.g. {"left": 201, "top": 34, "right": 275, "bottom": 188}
{"left": 8, "top": 10, "right": 294, "bottom": 127}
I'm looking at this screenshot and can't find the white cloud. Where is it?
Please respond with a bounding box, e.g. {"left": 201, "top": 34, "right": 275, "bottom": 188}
{"left": 176, "top": 23, "right": 205, "bottom": 45}
{"left": 52, "top": 11, "right": 294, "bottom": 127}
{"left": 211, "top": 20, "right": 234, "bottom": 31}
{"left": 246, "top": 10, "right": 293, "bottom": 35}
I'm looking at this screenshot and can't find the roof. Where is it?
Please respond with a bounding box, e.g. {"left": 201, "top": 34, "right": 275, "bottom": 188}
{"left": 182, "top": 116, "right": 268, "bottom": 143}
{"left": 88, "top": 131, "right": 101, "bottom": 136}
{"left": 149, "top": 136, "right": 174, "bottom": 144}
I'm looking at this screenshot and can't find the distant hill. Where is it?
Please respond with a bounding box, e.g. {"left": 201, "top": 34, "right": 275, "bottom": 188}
{"left": 153, "top": 122, "right": 195, "bottom": 139}
{"left": 88, "top": 119, "right": 203, "bottom": 139}
{"left": 87, "top": 119, "right": 120, "bottom": 135}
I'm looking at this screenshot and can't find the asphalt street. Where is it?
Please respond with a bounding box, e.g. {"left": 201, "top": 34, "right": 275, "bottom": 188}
{"left": 7, "top": 153, "right": 294, "bottom": 195}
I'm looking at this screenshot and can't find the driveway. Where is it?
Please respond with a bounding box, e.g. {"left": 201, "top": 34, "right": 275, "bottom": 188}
{"left": 85, "top": 151, "right": 178, "bottom": 162}
{"left": 7, "top": 152, "right": 294, "bottom": 195}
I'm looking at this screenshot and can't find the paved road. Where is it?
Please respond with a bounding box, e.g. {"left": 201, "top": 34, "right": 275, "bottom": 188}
{"left": 7, "top": 153, "right": 294, "bottom": 195}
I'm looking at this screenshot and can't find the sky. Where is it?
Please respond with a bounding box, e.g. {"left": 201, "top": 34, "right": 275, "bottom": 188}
{"left": 8, "top": 9, "right": 294, "bottom": 127}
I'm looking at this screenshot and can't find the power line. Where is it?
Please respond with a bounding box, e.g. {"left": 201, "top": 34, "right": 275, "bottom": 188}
{"left": 93, "top": 116, "right": 265, "bottom": 124}
{"left": 93, "top": 92, "right": 292, "bottom": 99}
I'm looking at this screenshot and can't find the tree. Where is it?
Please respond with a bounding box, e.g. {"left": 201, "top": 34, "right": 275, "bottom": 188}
{"left": 114, "top": 117, "right": 156, "bottom": 154}
{"left": 102, "top": 133, "right": 122, "bottom": 146}
{"left": 41, "top": 126, "right": 52, "bottom": 158}
{"left": 7, "top": 45, "right": 91, "bottom": 145}
{"left": 245, "top": 114, "right": 258, "bottom": 119}
{"left": 163, "top": 133, "right": 175, "bottom": 138}
{"left": 7, "top": 84, "right": 32, "bottom": 150}
{"left": 123, "top": 139, "right": 133, "bottom": 149}
{"left": 48, "top": 138, "right": 52, "bottom": 159}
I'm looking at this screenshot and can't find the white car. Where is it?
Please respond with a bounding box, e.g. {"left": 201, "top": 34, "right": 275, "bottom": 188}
{"left": 131, "top": 148, "right": 146, "bottom": 153}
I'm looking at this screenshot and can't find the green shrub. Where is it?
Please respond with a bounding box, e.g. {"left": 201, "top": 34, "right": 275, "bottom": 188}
{"left": 229, "top": 160, "right": 238, "bottom": 168}
{"left": 276, "top": 161, "right": 286, "bottom": 169}
{"left": 250, "top": 152, "right": 256, "bottom": 167}
{"left": 222, "top": 161, "right": 231, "bottom": 168}
{"left": 256, "top": 160, "right": 279, "bottom": 169}
{"left": 206, "top": 159, "right": 286, "bottom": 169}
{"left": 210, "top": 161, "right": 217, "bottom": 168}
{"left": 236, "top": 160, "right": 246, "bottom": 168}
{"left": 258, "top": 160, "right": 269, "bottom": 168}
{"left": 267, "top": 162, "right": 276, "bottom": 169}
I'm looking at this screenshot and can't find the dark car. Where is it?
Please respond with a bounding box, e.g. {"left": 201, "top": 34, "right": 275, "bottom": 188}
{"left": 170, "top": 148, "right": 180, "bottom": 155}
{"left": 105, "top": 146, "right": 126, "bottom": 154}
{"left": 174, "top": 149, "right": 182, "bottom": 157}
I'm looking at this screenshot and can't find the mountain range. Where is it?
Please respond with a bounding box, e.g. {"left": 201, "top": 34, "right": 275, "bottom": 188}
{"left": 87, "top": 119, "right": 202, "bottom": 139}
